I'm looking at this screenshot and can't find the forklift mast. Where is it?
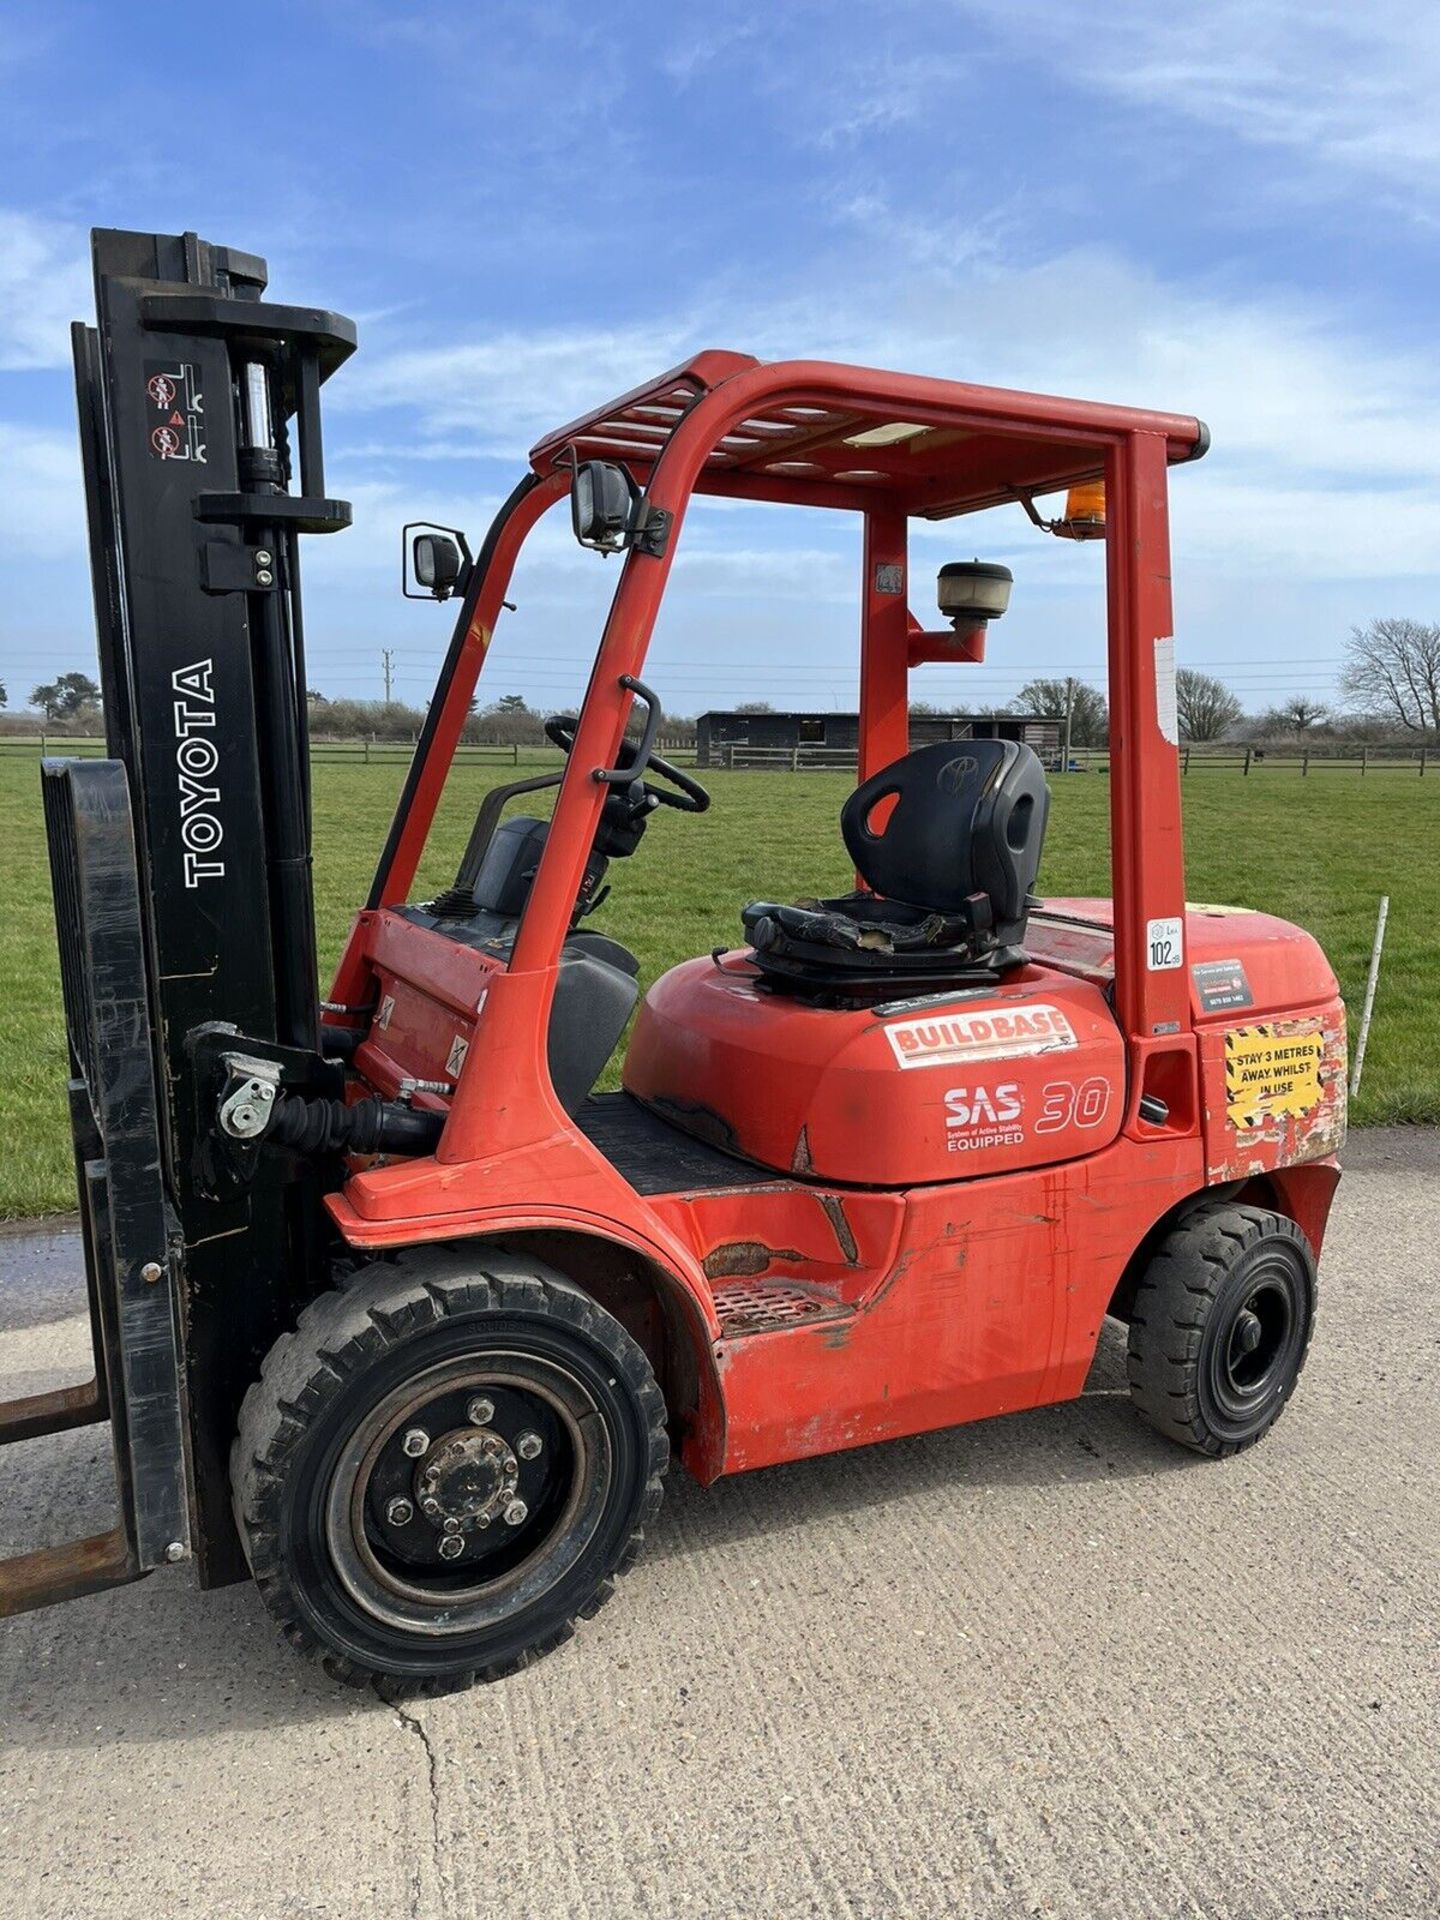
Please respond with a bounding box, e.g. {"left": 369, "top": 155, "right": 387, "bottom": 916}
{"left": 0, "top": 231, "right": 355, "bottom": 1607}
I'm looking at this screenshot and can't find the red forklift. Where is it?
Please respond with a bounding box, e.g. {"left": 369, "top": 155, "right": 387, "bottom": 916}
{"left": 0, "top": 228, "right": 1346, "bottom": 1693}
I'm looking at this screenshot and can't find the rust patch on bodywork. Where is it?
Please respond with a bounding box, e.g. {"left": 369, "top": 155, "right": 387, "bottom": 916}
{"left": 819, "top": 1193, "right": 860, "bottom": 1265}
{"left": 704, "top": 1240, "right": 806, "bottom": 1280}
{"left": 791, "top": 1125, "right": 813, "bottom": 1174}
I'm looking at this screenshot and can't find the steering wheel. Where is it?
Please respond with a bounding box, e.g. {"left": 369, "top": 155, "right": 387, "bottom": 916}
{"left": 544, "top": 714, "right": 711, "bottom": 814}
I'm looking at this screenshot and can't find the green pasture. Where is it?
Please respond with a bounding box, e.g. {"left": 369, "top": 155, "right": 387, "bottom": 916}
{"left": 0, "top": 755, "right": 1434, "bottom": 1218}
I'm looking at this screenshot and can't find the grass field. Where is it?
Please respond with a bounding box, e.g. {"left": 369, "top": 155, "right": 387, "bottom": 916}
{"left": 1, "top": 755, "right": 1435, "bottom": 1218}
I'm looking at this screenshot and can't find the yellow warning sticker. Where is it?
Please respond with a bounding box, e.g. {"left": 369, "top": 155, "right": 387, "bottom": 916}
{"left": 1225, "top": 1025, "right": 1324, "bottom": 1130}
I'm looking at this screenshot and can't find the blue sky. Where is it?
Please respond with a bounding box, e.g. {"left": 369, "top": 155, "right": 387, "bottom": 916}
{"left": 2, "top": 1, "right": 1435, "bottom": 720}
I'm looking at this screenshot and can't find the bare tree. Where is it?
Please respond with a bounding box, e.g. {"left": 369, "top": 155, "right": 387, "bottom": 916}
{"left": 1010, "top": 677, "right": 1108, "bottom": 747}
{"left": 1256, "top": 696, "right": 1328, "bottom": 736}
{"left": 1175, "top": 669, "right": 1242, "bottom": 742}
{"left": 1340, "top": 618, "right": 1440, "bottom": 735}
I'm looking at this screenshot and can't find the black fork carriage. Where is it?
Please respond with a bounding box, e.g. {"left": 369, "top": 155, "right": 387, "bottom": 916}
{"left": 0, "top": 229, "right": 355, "bottom": 1614}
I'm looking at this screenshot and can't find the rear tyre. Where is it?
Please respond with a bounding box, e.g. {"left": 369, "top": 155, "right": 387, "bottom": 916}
{"left": 231, "top": 1246, "right": 668, "bottom": 1696}
{"left": 1126, "top": 1203, "right": 1316, "bottom": 1458}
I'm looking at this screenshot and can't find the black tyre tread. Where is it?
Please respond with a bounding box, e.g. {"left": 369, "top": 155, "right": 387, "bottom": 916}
{"left": 1126, "top": 1202, "right": 1316, "bottom": 1459}
{"left": 231, "top": 1244, "right": 668, "bottom": 1697}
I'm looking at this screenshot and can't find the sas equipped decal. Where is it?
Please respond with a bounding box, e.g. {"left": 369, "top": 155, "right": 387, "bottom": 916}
{"left": 1225, "top": 1025, "right": 1323, "bottom": 1130}
{"left": 943, "top": 1082, "right": 1024, "bottom": 1152}
{"left": 886, "top": 1004, "right": 1077, "bottom": 1070}
{"left": 940, "top": 1073, "right": 1113, "bottom": 1152}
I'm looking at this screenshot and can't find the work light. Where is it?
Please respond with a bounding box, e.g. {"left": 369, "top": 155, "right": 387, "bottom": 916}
{"left": 937, "top": 560, "right": 1013, "bottom": 627}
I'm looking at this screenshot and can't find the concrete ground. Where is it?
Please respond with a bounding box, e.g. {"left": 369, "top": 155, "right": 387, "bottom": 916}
{"left": 0, "top": 1131, "right": 1436, "bottom": 1920}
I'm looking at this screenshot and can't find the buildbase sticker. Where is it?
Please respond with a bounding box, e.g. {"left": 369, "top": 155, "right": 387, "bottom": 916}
{"left": 885, "top": 1003, "right": 1078, "bottom": 1069}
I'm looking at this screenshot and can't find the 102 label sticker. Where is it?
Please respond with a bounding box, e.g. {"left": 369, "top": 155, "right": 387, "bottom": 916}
{"left": 1146, "top": 917, "right": 1184, "bottom": 970}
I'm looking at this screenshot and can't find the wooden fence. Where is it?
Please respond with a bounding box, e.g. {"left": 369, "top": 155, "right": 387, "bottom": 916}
{"left": 0, "top": 736, "right": 700, "bottom": 767}
{"left": 1, "top": 735, "right": 1425, "bottom": 775}
{"left": 715, "top": 743, "right": 1431, "bottom": 776}
{"left": 716, "top": 744, "right": 861, "bottom": 771}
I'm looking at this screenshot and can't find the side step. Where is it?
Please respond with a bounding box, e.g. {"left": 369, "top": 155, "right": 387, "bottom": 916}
{"left": 712, "top": 1279, "right": 853, "bottom": 1339}
{"left": 0, "top": 761, "right": 188, "bottom": 1618}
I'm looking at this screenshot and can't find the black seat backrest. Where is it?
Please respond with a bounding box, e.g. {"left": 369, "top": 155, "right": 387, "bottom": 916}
{"left": 840, "top": 739, "right": 1050, "bottom": 932}
{"left": 470, "top": 813, "right": 550, "bottom": 918}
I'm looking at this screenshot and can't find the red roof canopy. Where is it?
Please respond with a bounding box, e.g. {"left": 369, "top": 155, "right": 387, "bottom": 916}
{"left": 529, "top": 352, "right": 1207, "bottom": 519}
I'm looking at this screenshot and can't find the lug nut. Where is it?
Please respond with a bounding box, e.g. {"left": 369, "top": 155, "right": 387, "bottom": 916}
{"left": 421, "top": 1496, "right": 442, "bottom": 1519}
{"left": 466, "top": 1396, "right": 495, "bottom": 1427}
{"left": 441, "top": 1516, "right": 461, "bottom": 1534}
{"left": 401, "top": 1427, "right": 430, "bottom": 1457}
{"left": 438, "top": 1534, "right": 465, "bottom": 1560}
{"left": 516, "top": 1430, "right": 543, "bottom": 1461}
{"left": 385, "top": 1496, "right": 414, "bottom": 1527}
{"left": 503, "top": 1499, "right": 528, "bottom": 1528}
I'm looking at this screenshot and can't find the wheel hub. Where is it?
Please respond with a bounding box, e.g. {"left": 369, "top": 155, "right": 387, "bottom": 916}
{"left": 1232, "top": 1308, "right": 1263, "bottom": 1357}
{"left": 1214, "top": 1268, "right": 1301, "bottom": 1411}
{"left": 414, "top": 1427, "right": 519, "bottom": 1531}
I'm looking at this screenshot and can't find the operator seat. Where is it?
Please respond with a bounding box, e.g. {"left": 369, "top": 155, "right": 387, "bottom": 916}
{"left": 741, "top": 738, "right": 1050, "bottom": 998}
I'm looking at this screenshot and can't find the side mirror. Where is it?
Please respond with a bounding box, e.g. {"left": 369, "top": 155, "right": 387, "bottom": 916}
{"left": 402, "top": 522, "right": 472, "bottom": 601}
{"left": 571, "top": 459, "right": 639, "bottom": 553}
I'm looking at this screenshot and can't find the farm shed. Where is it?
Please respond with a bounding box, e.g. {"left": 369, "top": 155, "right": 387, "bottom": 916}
{"left": 695, "top": 710, "right": 1062, "bottom": 769}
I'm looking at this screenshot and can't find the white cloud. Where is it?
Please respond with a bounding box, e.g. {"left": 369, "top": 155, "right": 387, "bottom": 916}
{"left": 0, "top": 420, "right": 83, "bottom": 558}
{"left": 333, "top": 236, "right": 1440, "bottom": 587}
{"left": 333, "top": 320, "right": 706, "bottom": 454}
{"left": 0, "top": 209, "right": 89, "bottom": 371}
{"left": 954, "top": 0, "right": 1440, "bottom": 207}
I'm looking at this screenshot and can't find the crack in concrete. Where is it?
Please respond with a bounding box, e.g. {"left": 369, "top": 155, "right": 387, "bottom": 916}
{"left": 394, "top": 1704, "right": 445, "bottom": 1917}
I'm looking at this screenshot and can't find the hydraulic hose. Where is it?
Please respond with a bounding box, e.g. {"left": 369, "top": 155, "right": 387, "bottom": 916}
{"left": 268, "top": 1092, "right": 444, "bottom": 1157}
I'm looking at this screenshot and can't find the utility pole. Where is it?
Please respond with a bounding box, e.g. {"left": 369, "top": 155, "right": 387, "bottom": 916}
{"left": 382, "top": 648, "right": 395, "bottom": 703}
{"left": 1061, "top": 675, "right": 1075, "bottom": 774}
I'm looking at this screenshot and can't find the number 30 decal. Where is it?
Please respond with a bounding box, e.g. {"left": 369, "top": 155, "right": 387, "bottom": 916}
{"left": 1035, "top": 1076, "right": 1111, "bottom": 1134}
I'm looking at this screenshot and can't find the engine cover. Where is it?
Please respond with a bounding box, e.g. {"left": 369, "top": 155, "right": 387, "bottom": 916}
{"left": 623, "top": 952, "right": 1125, "bottom": 1186}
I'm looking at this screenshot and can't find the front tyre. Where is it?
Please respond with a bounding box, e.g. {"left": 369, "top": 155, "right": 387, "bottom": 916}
{"left": 1127, "top": 1203, "right": 1316, "bottom": 1457}
{"left": 231, "top": 1248, "right": 668, "bottom": 1695}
